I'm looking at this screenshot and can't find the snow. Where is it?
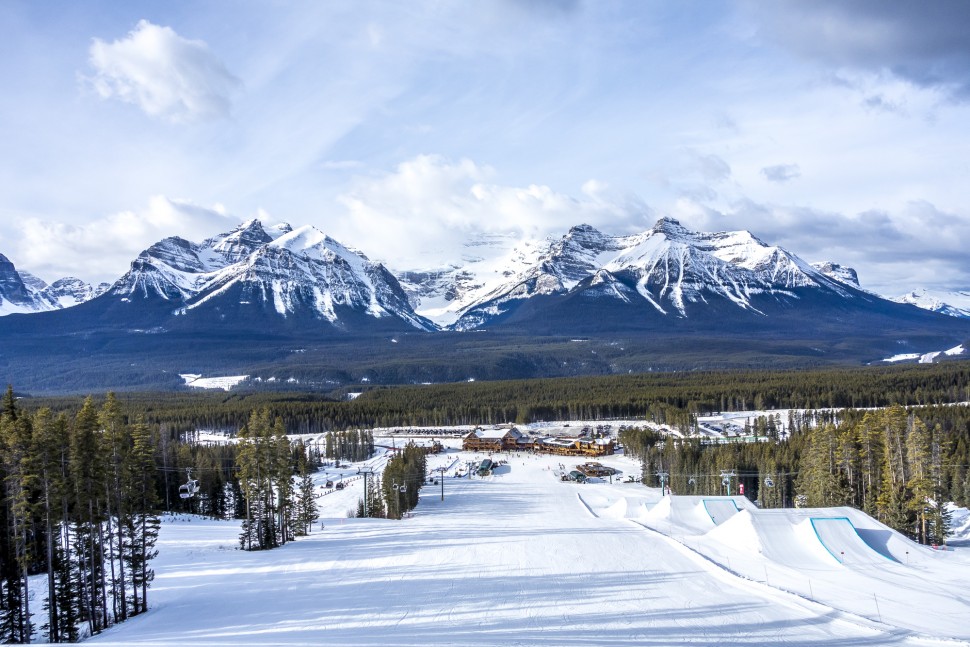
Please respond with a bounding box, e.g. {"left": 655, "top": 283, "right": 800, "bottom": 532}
{"left": 86, "top": 441, "right": 970, "bottom": 646}
{"left": 430, "top": 217, "right": 843, "bottom": 326}
{"left": 883, "top": 353, "right": 921, "bottom": 363}
{"left": 883, "top": 344, "right": 967, "bottom": 364}
{"left": 180, "top": 374, "right": 249, "bottom": 391}
{"left": 895, "top": 288, "right": 970, "bottom": 319}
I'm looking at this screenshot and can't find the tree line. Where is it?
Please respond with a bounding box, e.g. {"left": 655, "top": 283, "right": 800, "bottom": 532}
{"left": 21, "top": 361, "right": 970, "bottom": 433}
{"left": 0, "top": 388, "right": 159, "bottom": 642}
{"left": 622, "top": 403, "right": 970, "bottom": 544}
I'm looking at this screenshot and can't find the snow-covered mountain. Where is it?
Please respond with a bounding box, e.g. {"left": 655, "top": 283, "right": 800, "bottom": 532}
{"left": 810, "top": 262, "right": 861, "bottom": 289}
{"left": 0, "top": 253, "right": 53, "bottom": 315}
{"left": 0, "top": 254, "right": 107, "bottom": 316}
{"left": 443, "top": 217, "right": 863, "bottom": 331}
{"left": 105, "top": 219, "right": 434, "bottom": 332}
{"left": 2, "top": 216, "right": 968, "bottom": 393}
{"left": 894, "top": 289, "right": 970, "bottom": 319}
{"left": 396, "top": 232, "right": 547, "bottom": 326}
{"left": 809, "top": 265, "right": 970, "bottom": 321}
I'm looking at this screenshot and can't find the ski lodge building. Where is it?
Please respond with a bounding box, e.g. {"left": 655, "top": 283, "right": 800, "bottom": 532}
{"left": 461, "top": 426, "right": 614, "bottom": 457}
{"left": 462, "top": 427, "right": 525, "bottom": 452}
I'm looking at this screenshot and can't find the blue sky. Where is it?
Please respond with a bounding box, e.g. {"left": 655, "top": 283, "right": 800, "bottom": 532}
{"left": 2, "top": 0, "right": 969, "bottom": 296}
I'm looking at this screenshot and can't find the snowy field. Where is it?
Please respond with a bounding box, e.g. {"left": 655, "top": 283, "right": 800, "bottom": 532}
{"left": 88, "top": 442, "right": 970, "bottom": 646}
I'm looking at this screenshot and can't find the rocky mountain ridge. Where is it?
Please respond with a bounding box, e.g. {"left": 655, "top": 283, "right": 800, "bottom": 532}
{"left": 3, "top": 217, "right": 969, "bottom": 328}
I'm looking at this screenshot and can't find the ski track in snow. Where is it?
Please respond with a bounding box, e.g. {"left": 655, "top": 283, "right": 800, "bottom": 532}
{"left": 88, "top": 444, "right": 970, "bottom": 646}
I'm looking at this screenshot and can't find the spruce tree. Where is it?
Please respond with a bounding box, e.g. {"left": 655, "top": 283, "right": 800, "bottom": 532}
{"left": 99, "top": 393, "right": 128, "bottom": 623}
{"left": 796, "top": 424, "right": 848, "bottom": 507}
{"left": 124, "top": 420, "right": 159, "bottom": 615}
{"left": 906, "top": 417, "right": 933, "bottom": 543}
{"left": 70, "top": 397, "right": 109, "bottom": 636}
{"left": 293, "top": 444, "right": 318, "bottom": 535}
{"left": 0, "top": 391, "right": 34, "bottom": 642}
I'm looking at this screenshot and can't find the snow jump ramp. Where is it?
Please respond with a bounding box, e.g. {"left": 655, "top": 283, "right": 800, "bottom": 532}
{"left": 707, "top": 507, "right": 902, "bottom": 568}
{"left": 646, "top": 495, "right": 754, "bottom": 533}
{"left": 809, "top": 516, "right": 897, "bottom": 564}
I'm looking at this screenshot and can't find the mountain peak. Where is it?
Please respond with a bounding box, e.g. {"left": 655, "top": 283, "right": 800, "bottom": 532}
{"left": 234, "top": 218, "right": 270, "bottom": 239}
{"left": 0, "top": 253, "right": 32, "bottom": 307}
{"left": 566, "top": 223, "right": 599, "bottom": 236}
{"left": 811, "top": 261, "right": 860, "bottom": 288}
{"left": 651, "top": 217, "right": 692, "bottom": 238}
{"left": 205, "top": 220, "right": 274, "bottom": 264}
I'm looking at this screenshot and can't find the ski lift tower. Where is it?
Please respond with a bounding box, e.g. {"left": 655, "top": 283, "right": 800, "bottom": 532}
{"left": 720, "top": 470, "right": 736, "bottom": 496}
{"left": 358, "top": 466, "right": 376, "bottom": 517}
{"left": 392, "top": 482, "right": 408, "bottom": 518}
{"left": 436, "top": 466, "right": 447, "bottom": 501}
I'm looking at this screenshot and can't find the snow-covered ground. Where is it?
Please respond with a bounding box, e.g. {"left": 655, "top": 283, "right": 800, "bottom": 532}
{"left": 88, "top": 442, "right": 970, "bottom": 646}
{"left": 180, "top": 374, "right": 250, "bottom": 391}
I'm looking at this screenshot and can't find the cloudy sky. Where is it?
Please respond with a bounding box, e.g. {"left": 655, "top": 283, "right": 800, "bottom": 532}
{"left": 2, "top": 0, "right": 969, "bottom": 296}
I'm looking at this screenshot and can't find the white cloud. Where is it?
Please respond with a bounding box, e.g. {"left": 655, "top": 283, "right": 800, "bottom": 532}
{"left": 88, "top": 20, "right": 241, "bottom": 122}
{"left": 14, "top": 196, "right": 234, "bottom": 284}
{"left": 330, "top": 155, "right": 651, "bottom": 270}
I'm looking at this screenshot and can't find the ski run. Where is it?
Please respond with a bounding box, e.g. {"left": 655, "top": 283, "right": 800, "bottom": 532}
{"left": 86, "top": 433, "right": 970, "bottom": 646}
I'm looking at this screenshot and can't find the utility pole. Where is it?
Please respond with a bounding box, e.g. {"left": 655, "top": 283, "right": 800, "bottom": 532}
{"left": 358, "top": 466, "right": 375, "bottom": 516}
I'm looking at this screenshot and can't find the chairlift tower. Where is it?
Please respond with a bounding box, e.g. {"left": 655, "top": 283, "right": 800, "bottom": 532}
{"left": 391, "top": 482, "right": 408, "bottom": 518}
{"left": 720, "top": 470, "right": 736, "bottom": 496}
{"left": 436, "top": 466, "right": 446, "bottom": 501}
{"left": 656, "top": 470, "right": 669, "bottom": 496}
{"left": 358, "top": 466, "right": 376, "bottom": 517}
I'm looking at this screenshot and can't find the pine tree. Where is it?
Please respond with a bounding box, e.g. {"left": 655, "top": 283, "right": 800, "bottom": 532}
{"left": 293, "top": 443, "right": 318, "bottom": 535}
{"left": 123, "top": 420, "right": 159, "bottom": 615}
{"left": 906, "top": 417, "right": 933, "bottom": 543}
{"left": 0, "top": 388, "right": 34, "bottom": 642}
{"left": 70, "top": 397, "right": 109, "bottom": 636}
{"left": 237, "top": 409, "right": 286, "bottom": 551}
{"left": 99, "top": 393, "right": 128, "bottom": 623}
{"left": 796, "top": 424, "right": 848, "bottom": 507}
{"left": 31, "top": 408, "right": 77, "bottom": 642}
{"left": 855, "top": 412, "right": 884, "bottom": 516}
{"left": 272, "top": 418, "right": 293, "bottom": 546}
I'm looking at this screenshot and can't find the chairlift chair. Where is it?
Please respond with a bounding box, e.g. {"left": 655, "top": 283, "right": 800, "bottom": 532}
{"left": 179, "top": 469, "right": 200, "bottom": 499}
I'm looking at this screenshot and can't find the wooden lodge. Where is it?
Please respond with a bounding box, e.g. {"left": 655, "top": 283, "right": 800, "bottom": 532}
{"left": 462, "top": 427, "right": 525, "bottom": 452}
{"left": 535, "top": 436, "right": 614, "bottom": 457}
{"left": 462, "top": 426, "right": 615, "bottom": 457}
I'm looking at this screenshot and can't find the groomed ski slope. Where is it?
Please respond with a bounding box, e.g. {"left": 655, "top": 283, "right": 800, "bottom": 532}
{"left": 89, "top": 445, "right": 970, "bottom": 646}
